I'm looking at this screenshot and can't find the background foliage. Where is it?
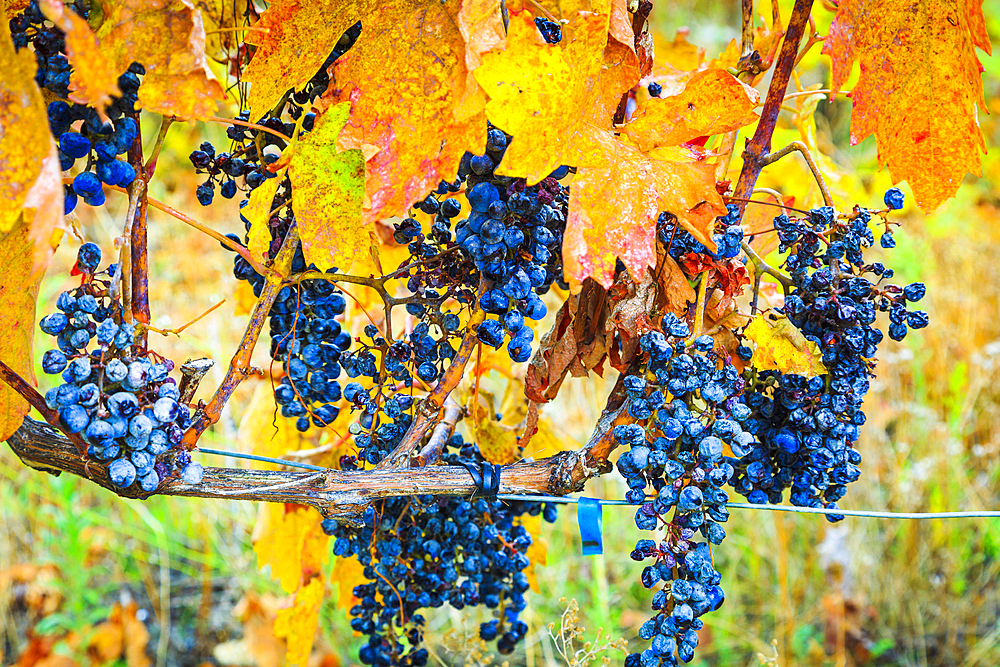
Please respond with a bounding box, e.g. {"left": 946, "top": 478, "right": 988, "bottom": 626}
{"left": 2, "top": 0, "right": 999, "bottom": 665}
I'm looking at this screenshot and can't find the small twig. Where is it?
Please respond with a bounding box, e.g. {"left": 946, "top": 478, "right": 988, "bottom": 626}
{"left": 0, "top": 360, "right": 89, "bottom": 456}
{"left": 117, "top": 180, "right": 145, "bottom": 329}
{"left": 143, "top": 117, "right": 174, "bottom": 178}
{"left": 742, "top": 239, "right": 793, "bottom": 297}
{"left": 108, "top": 186, "right": 278, "bottom": 279}
{"left": 143, "top": 299, "right": 226, "bottom": 337}
{"left": 205, "top": 115, "right": 291, "bottom": 142}
{"left": 758, "top": 140, "right": 834, "bottom": 207}
{"left": 741, "top": 0, "right": 754, "bottom": 58}
{"left": 178, "top": 359, "right": 215, "bottom": 404}
{"left": 181, "top": 227, "right": 300, "bottom": 448}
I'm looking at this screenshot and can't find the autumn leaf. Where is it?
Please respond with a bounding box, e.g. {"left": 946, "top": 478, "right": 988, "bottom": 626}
{"left": 242, "top": 0, "right": 366, "bottom": 117}
{"left": 0, "top": 218, "right": 41, "bottom": 442}
{"left": 823, "top": 0, "right": 989, "bottom": 211}
{"left": 289, "top": 102, "right": 365, "bottom": 272}
{"left": 624, "top": 69, "right": 759, "bottom": 151}
{"left": 743, "top": 313, "right": 826, "bottom": 378}
{"left": 466, "top": 392, "right": 521, "bottom": 464}
{"left": 95, "top": 0, "right": 226, "bottom": 119}
{"left": 328, "top": 0, "right": 485, "bottom": 225}
{"left": 456, "top": 0, "right": 505, "bottom": 118}
{"left": 41, "top": 0, "right": 119, "bottom": 115}
{"left": 252, "top": 504, "right": 329, "bottom": 594}
{"left": 562, "top": 125, "right": 725, "bottom": 288}
{"left": 0, "top": 15, "right": 54, "bottom": 235}
{"left": 273, "top": 576, "right": 325, "bottom": 667}
{"left": 329, "top": 555, "right": 366, "bottom": 616}
{"left": 474, "top": 9, "right": 609, "bottom": 183}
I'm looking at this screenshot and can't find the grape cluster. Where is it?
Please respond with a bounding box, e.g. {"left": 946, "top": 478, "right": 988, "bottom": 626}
{"left": 615, "top": 314, "right": 743, "bottom": 666}
{"left": 324, "top": 434, "right": 556, "bottom": 665}
{"left": 657, "top": 205, "right": 744, "bottom": 262}
{"left": 732, "top": 196, "right": 927, "bottom": 512}
{"left": 38, "top": 244, "right": 202, "bottom": 491}
{"left": 11, "top": 1, "right": 142, "bottom": 213}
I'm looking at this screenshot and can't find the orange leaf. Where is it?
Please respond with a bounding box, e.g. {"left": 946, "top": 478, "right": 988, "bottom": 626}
{"left": 562, "top": 126, "right": 725, "bottom": 288}
{"left": 474, "top": 10, "right": 609, "bottom": 183}
{"left": 328, "top": 0, "right": 485, "bottom": 225}
{"left": 41, "top": 0, "right": 120, "bottom": 116}
{"left": 95, "top": 0, "right": 225, "bottom": 119}
{"left": 0, "top": 218, "right": 41, "bottom": 442}
{"left": 823, "top": 0, "right": 988, "bottom": 211}
{"left": 456, "top": 0, "right": 504, "bottom": 118}
{"left": 289, "top": 102, "right": 366, "bottom": 272}
{"left": 624, "top": 69, "right": 759, "bottom": 151}
{"left": 273, "top": 576, "right": 325, "bottom": 667}
{"left": 243, "top": 0, "right": 368, "bottom": 117}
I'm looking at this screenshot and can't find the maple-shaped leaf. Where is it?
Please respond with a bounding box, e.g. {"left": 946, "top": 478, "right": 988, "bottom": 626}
{"left": 474, "top": 9, "right": 609, "bottom": 183}
{"left": 744, "top": 313, "right": 826, "bottom": 378}
{"left": 95, "top": 0, "right": 226, "bottom": 119}
{"left": 41, "top": 0, "right": 120, "bottom": 115}
{"left": 624, "top": 69, "right": 759, "bottom": 151}
{"left": 289, "top": 102, "right": 365, "bottom": 272}
{"left": 563, "top": 125, "right": 725, "bottom": 288}
{"left": 325, "top": 0, "right": 485, "bottom": 226}
{"left": 823, "top": 0, "right": 989, "bottom": 211}
{"left": 273, "top": 575, "right": 325, "bottom": 667}
{"left": 0, "top": 218, "right": 41, "bottom": 442}
{"left": 243, "top": 0, "right": 369, "bottom": 117}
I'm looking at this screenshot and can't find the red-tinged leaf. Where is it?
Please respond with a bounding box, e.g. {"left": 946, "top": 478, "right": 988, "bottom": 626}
{"left": 624, "top": 69, "right": 759, "bottom": 151}
{"left": 0, "top": 217, "right": 41, "bottom": 442}
{"left": 562, "top": 126, "right": 725, "bottom": 288}
{"left": 474, "top": 9, "right": 609, "bottom": 183}
{"left": 41, "top": 0, "right": 119, "bottom": 116}
{"left": 326, "top": 0, "right": 486, "bottom": 225}
{"left": 243, "top": 0, "right": 371, "bottom": 118}
{"left": 289, "top": 102, "right": 365, "bottom": 272}
{"left": 95, "top": 0, "right": 226, "bottom": 120}
{"left": 22, "top": 146, "right": 66, "bottom": 277}
{"left": 823, "top": 0, "right": 988, "bottom": 211}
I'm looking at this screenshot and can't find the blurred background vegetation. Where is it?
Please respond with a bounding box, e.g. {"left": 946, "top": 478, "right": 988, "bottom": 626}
{"left": 2, "top": 0, "right": 999, "bottom": 666}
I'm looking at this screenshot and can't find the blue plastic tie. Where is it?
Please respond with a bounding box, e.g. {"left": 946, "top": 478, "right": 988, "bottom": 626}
{"left": 577, "top": 497, "right": 604, "bottom": 556}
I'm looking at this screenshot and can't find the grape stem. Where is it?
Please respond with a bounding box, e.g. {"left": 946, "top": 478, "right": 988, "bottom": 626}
{"left": 731, "top": 0, "right": 818, "bottom": 217}
{"left": 0, "top": 360, "right": 89, "bottom": 456}
{"left": 415, "top": 398, "right": 464, "bottom": 466}
{"left": 690, "top": 270, "right": 711, "bottom": 339}
{"left": 180, "top": 226, "right": 300, "bottom": 449}
{"left": 757, "top": 140, "right": 833, "bottom": 207}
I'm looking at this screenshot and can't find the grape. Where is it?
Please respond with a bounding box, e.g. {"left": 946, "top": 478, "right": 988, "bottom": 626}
{"left": 884, "top": 186, "right": 905, "bottom": 210}
{"left": 534, "top": 17, "right": 562, "bottom": 43}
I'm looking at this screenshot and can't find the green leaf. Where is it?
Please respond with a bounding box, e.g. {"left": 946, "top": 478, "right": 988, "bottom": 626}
{"left": 288, "top": 102, "right": 366, "bottom": 273}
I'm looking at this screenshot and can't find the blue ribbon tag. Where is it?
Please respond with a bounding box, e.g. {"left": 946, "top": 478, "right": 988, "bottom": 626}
{"left": 577, "top": 497, "right": 604, "bottom": 556}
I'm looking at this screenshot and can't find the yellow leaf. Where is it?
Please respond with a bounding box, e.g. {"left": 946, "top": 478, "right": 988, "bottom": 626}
{"left": 519, "top": 514, "right": 548, "bottom": 594}
{"left": 329, "top": 555, "right": 367, "bottom": 616}
{"left": 243, "top": 0, "right": 370, "bottom": 118}
{"left": 563, "top": 125, "right": 725, "bottom": 288}
{"left": 245, "top": 167, "right": 286, "bottom": 266}
{"left": 95, "top": 0, "right": 226, "bottom": 119}
{"left": 328, "top": 0, "right": 485, "bottom": 225}
{"left": 41, "top": 0, "right": 120, "bottom": 115}
{"left": 474, "top": 9, "right": 610, "bottom": 183}
{"left": 289, "top": 102, "right": 366, "bottom": 273}
{"left": 273, "top": 576, "right": 325, "bottom": 667}
{"left": 232, "top": 279, "right": 257, "bottom": 317}
{"left": 466, "top": 392, "right": 521, "bottom": 465}
{"left": 0, "top": 12, "right": 53, "bottom": 234}
{"left": 0, "top": 218, "right": 40, "bottom": 443}
{"left": 823, "top": 0, "right": 988, "bottom": 211}
{"left": 624, "top": 69, "right": 759, "bottom": 150}
{"left": 743, "top": 314, "right": 827, "bottom": 378}
{"left": 252, "top": 504, "right": 329, "bottom": 594}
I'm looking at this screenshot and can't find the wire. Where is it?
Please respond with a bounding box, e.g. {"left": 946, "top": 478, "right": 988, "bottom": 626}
{"left": 193, "top": 447, "right": 1000, "bottom": 520}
